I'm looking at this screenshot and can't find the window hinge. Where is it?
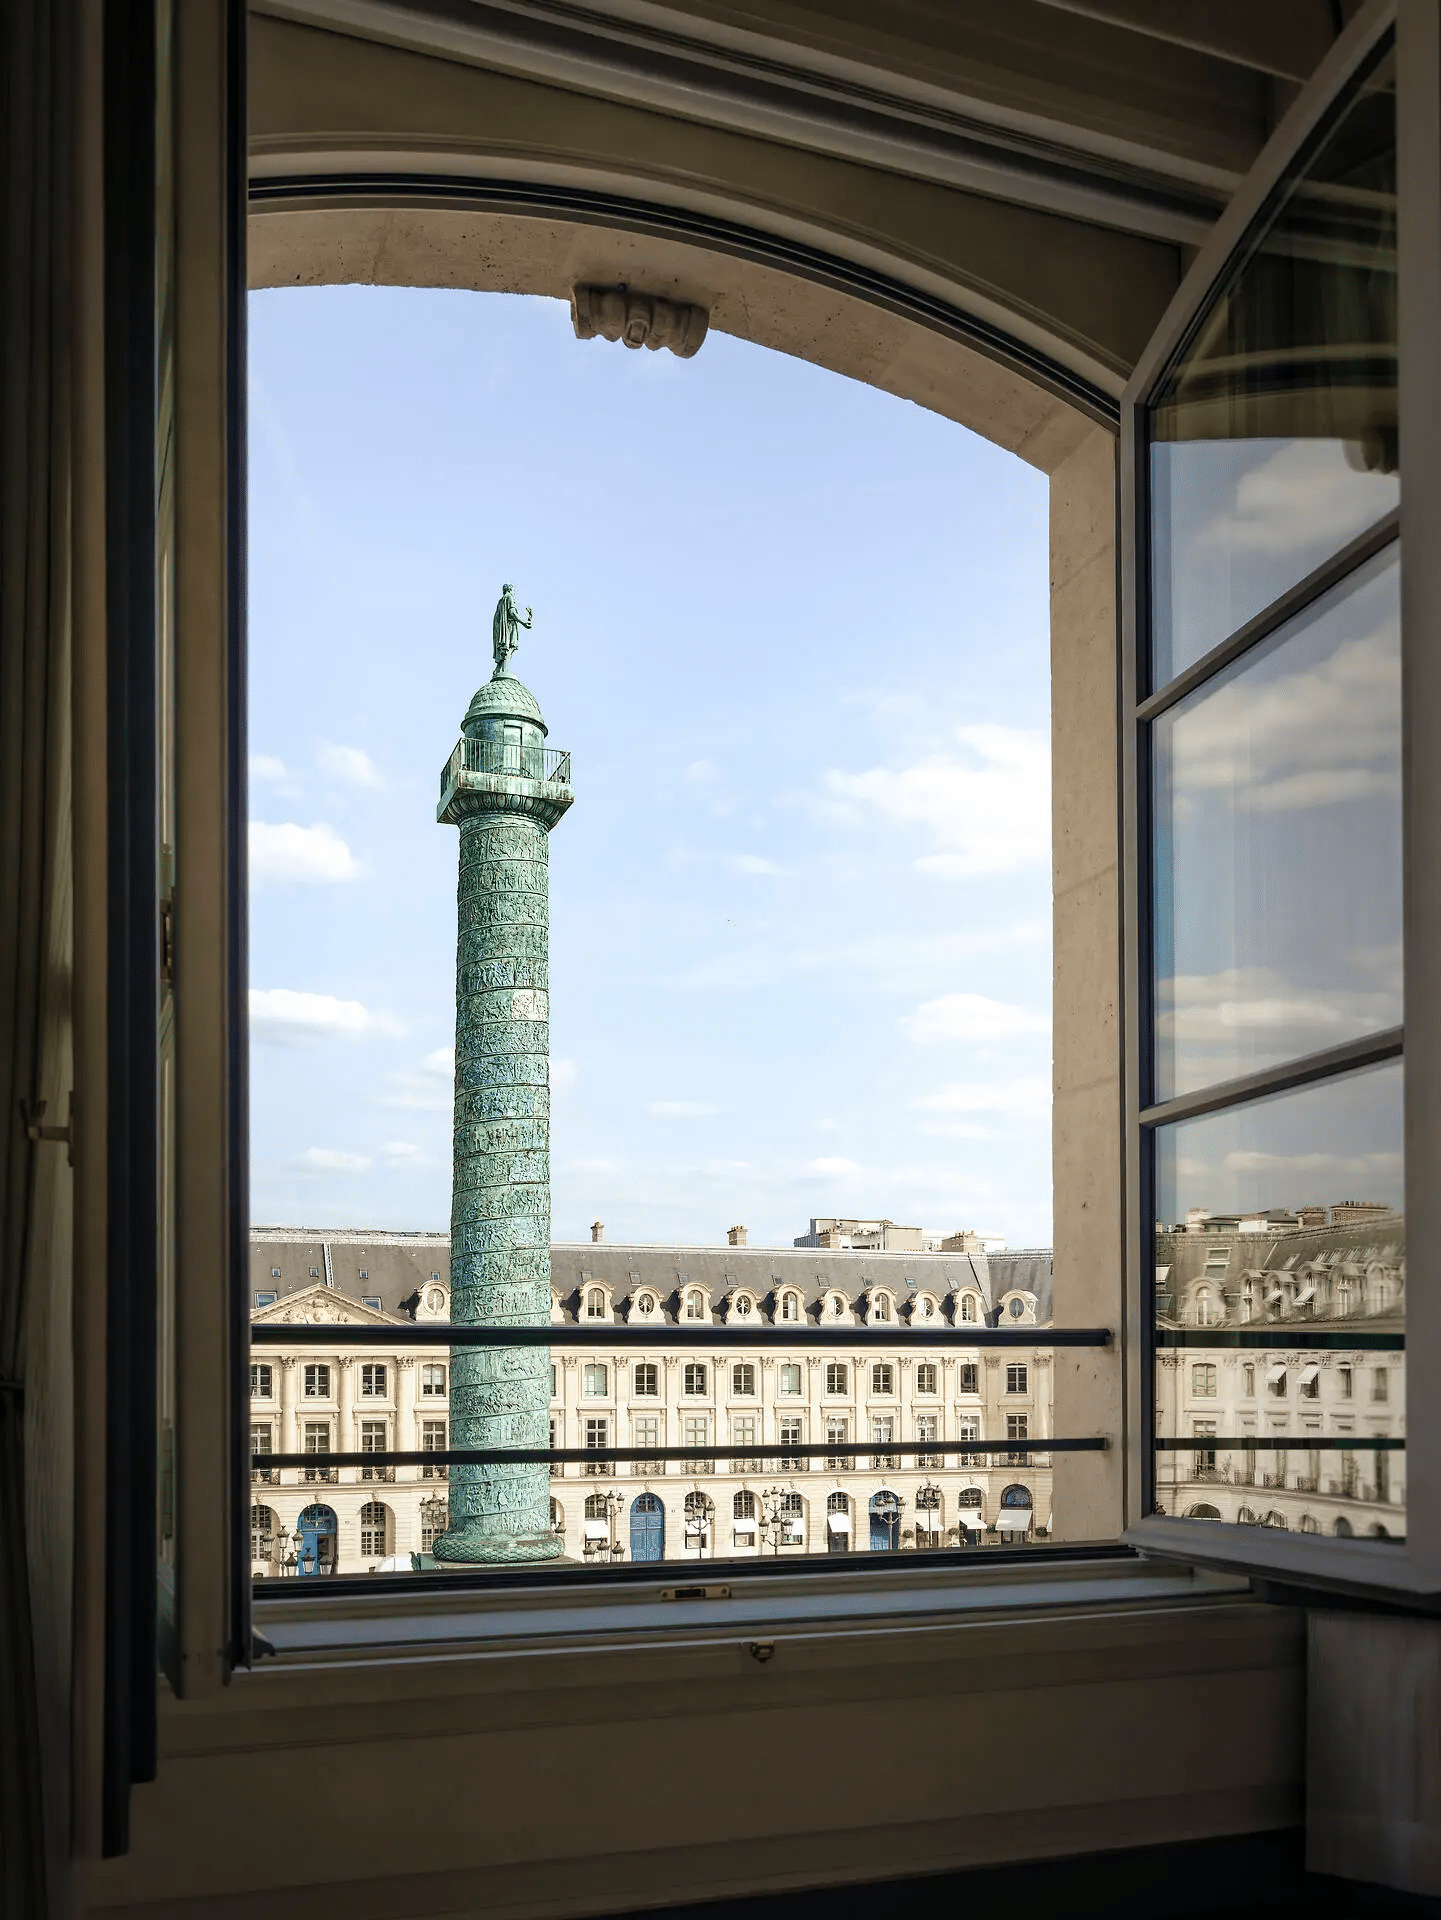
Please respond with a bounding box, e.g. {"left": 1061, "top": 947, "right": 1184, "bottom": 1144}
{"left": 160, "top": 895, "right": 175, "bottom": 985}
{"left": 22, "top": 1094, "right": 73, "bottom": 1168}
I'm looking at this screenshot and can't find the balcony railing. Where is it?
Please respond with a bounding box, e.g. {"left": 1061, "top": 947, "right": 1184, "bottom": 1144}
{"left": 439, "top": 736, "right": 572, "bottom": 799}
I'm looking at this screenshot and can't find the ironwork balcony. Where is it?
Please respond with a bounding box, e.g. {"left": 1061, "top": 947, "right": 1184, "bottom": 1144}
{"left": 439, "top": 735, "right": 572, "bottom": 800}
{"left": 360, "top": 1462, "right": 396, "bottom": 1483}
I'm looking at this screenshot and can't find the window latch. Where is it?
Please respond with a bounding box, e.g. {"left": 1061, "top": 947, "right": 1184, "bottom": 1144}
{"left": 22, "top": 1094, "right": 73, "bottom": 1167}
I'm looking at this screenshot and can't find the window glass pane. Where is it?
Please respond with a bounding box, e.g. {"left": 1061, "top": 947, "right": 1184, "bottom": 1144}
{"left": 1152, "top": 546, "right": 1401, "bottom": 1100}
{"left": 1152, "top": 1062, "right": 1404, "bottom": 1540}
{"left": 1149, "top": 48, "right": 1396, "bottom": 685}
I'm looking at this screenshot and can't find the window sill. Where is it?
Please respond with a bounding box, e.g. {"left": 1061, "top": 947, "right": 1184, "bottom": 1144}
{"left": 242, "top": 1549, "right": 1256, "bottom": 1682}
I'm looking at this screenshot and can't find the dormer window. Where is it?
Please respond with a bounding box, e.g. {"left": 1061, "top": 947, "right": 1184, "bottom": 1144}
{"left": 270, "top": 1267, "right": 281, "bottom": 1279}
{"left": 734, "top": 1293, "right": 753, "bottom": 1316}
{"left": 1008, "top": 1298, "right": 1025, "bottom": 1319}
{"left": 828, "top": 1294, "right": 845, "bottom": 1317}
{"left": 961, "top": 1295, "right": 977, "bottom": 1323}
{"left": 637, "top": 1292, "right": 655, "bottom": 1313}
{"left": 685, "top": 1289, "right": 705, "bottom": 1320}
{"left": 871, "top": 1295, "right": 891, "bottom": 1322}
{"left": 918, "top": 1296, "right": 935, "bottom": 1319}
{"left": 781, "top": 1292, "right": 799, "bottom": 1321}
{"left": 586, "top": 1287, "right": 606, "bottom": 1319}
{"left": 426, "top": 1287, "right": 444, "bottom": 1312}
{"left": 254, "top": 1290, "right": 276, "bottom": 1309}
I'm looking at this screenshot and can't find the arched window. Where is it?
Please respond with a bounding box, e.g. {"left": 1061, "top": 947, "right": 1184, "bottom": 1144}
{"left": 684, "top": 1492, "right": 714, "bottom": 1546}
{"left": 685, "top": 1289, "right": 705, "bottom": 1320}
{"left": 920, "top": 1296, "right": 935, "bottom": 1319}
{"left": 1185, "top": 1503, "right": 1221, "bottom": 1520}
{"left": 781, "top": 1292, "right": 799, "bottom": 1321}
{"left": 584, "top": 1492, "right": 610, "bottom": 1519}
{"left": 961, "top": 1295, "right": 977, "bottom": 1323}
{"left": 585, "top": 1287, "right": 606, "bottom": 1318}
{"left": 915, "top": 1484, "right": 941, "bottom": 1511}
{"left": 549, "top": 1499, "right": 563, "bottom": 1533}
{"left": 426, "top": 1286, "right": 444, "bottom": 1312}
{"left": 734, "top": 1293, "right": 752, "bottom": 1316}
{"left": 250, "top": 1504, "right": 275, "bottom": 1561}
{"left": 916, "top": 1362, "right": 938, "bottom": 1394}
{"left": 637, "top": 1292, "right": 654, "bottom": 1313}
{"left": 1194, "top": 1288, "right": 1220, "bottom": 1326}
{"left": 825, "top": 1362, "right": 848, "bottom": 1395}
{"left": 1008, "top": 1298, "right": 1025, "bottom": 1318}
{"left": 829, "top": 1294, "right": 845, "bottom": 1317}
{"left": 871, "top": 1294, "right": 890, "bottom": 1321}
{"left": 827, "top": 1491, "right": 849, "bottom": 1513}
{"left": 734, "top": 1490, "right": 756, "bottom": 1519}
{"left": 957, "top": 1487, "right": 983, "bottom": 1508}
{"left": 871, "top": 1362, "right": 894, "bottom": 1395}
{"left": 732, "top": 1362, "right": 756, "bottom": 1396}
{"left": 1334, "top": 1516, "right": 1354, "bottom": 1537}
{"left": 359, "top": 1501, "right": 389, "bottom": 1558}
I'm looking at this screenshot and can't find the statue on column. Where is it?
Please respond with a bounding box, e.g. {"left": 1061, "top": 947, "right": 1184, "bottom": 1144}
{"left": 492, "top": 583, "right": 533, "bottom": 678}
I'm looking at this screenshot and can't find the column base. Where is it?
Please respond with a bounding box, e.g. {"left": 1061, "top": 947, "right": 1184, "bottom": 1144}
{"left": 431, "top": 1526, "right": 566, "bottom": 1566}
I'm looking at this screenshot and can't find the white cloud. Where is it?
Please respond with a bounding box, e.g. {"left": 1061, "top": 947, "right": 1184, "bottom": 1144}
{"left": 727, "top": 853, "right": 784, "bottom": 876}
{"left": 803, "top": 1156, "right": 862, "bottom": 1177}
{"left": 249, "top": 821, "right": 360, "bottom": 885}
{"left": 551, "top": 1057, "right": 577, "bottom": 1094}
{"left": 816, "top": 724, "right": 1049, "bottom": 877}
{"left": 381, "top": 1140, "right": 422, "bottom": 1159}
{"left": 422, "top": 1047, "right": 455, "bottom": 1077}
{"left": 649, "top": 1100, "right": 718, "bottom": 1119}
{"left": 250, "top": 754, "right": 287, "bottom": 782}
{"left": 815, "top": 1118, "right": 841, "bottom": 1131}
{"left": 1156, "top": 969, "right": 1399, "bottom": 1063}
{"left": 319, "top": 742, "right": 384, "bottom": 789}
{"left": 683, "top": 759, "right": 722, "bottom": 787}
{"left": 1199, "top": 439, "right": 1397, "bottom": 561}
{"left": 901, "top": 992, "right": 1049, "bottom": 1045}
{"left": 1168, "top": 596, "right": 1399, "bottom": 818}
{"left": 250, "top": 988, "right": 397, "bottom": 1043}
{"left": 670, "top": 918, "right": 1049, "bottom": 994}
{"left": 914, "top": 1076, "right": 1051, "bottom": 1122}
{"left": 290, "top": 1147, "right": 371, "bottom": 1173}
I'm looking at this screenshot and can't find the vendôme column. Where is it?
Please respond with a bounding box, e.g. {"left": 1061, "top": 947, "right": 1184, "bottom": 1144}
{"left": 433, "top": 585, "right": 573, "bottom": 1562}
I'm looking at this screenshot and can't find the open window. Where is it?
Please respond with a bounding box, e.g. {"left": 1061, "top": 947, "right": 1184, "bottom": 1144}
{"left": 1123, "top": 2, "right": 1437, "bottom": 1599}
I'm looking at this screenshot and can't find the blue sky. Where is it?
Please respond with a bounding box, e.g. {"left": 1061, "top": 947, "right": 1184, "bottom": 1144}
{"left": 248, "top": 287, "right": 1053, "bottom": 1247}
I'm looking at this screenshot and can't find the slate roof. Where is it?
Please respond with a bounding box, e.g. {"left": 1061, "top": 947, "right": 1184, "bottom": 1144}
{"left": 250, "top": 1230, "right": 1054, "bottom": 1327}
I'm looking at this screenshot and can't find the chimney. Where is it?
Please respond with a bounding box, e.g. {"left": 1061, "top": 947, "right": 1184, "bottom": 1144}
{"left": 591, "top": 1221, "right": 604, "bottom": 1243}
{"left": 727, "top": 1224, "right": 747, "bottom": 1247}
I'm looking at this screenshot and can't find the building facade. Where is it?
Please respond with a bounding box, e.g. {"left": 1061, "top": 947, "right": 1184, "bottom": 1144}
{"left": 248, "top": 1229, "right": 1057, "bottom": 1575}
{"left": 1153, "top": 1211, "right": 1407, "bottom": 1539}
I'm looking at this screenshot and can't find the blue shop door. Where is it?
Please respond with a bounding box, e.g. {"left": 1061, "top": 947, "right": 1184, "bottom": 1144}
{"left": 869, "top": 1493, "right": 900, "bottom": 1552}
{"left": 630, "top": 1493, "right": 665, "bottom": 1563}
{"left": 297, "top": 1503, "right": 337, "bottom": 1577}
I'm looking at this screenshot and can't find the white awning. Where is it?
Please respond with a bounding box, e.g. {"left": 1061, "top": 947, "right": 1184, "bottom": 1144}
{"left": 733, "top": 1529, "right": 756, "bottom": 1544}
{"left": 1266, "top": 1288, "right": 1284, "bottom": 1305}
{"left": 996, "top": 1508, "right": 1031, "bottom": 1532}
{"left": 827, "top": 1512, "right": 851, "bottom": 1532}
{"left": 1294, "top": 1285, "right": 1316, "bottom": 1305}
{"left": 584, "top": 1520, "right": 609, "bottom": 1540}
{"left": 1300, "top": 1365, "right": 1320, "bottom": 1388}
{"left": 1267, "top": 1363, "right": 1287, "bottom": 1385}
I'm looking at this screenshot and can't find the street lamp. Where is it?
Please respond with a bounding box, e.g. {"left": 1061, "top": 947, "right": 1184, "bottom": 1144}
{"left": 915, "top": 1479, "right": 943, "bottom": 1548}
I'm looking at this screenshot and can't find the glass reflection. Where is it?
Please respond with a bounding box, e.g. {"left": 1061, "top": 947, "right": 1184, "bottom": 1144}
{"left": 1152, "top": 545, "right": 1401, "bottom": 1102}
{"left": 1150, "top": 47, "right": 1396, "bottom": 685}
{"left": 1151, "top": 1062, "right": 1404, "bottom": 1540}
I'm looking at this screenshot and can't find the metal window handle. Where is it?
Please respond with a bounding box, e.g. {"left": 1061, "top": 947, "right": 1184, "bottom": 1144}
{"left": 22, "top": 1094, "right": 73, "bottom": 1166}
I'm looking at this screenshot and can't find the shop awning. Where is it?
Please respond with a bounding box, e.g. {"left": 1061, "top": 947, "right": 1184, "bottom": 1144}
{"left": 996, "top": 1508, "right": 1032, "bottom": 1532}
{"left": 584, "top": 1520, "right": 609, "bottom": 1540}
{"left": 1266, "top": 1363, "right": 1287, "bottom": 1385}
{"left": 827, "top": 1512, "right": 851, "bottom": 1532}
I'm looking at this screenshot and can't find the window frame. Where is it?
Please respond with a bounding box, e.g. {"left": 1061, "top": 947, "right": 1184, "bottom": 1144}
{"left": 1119, "top": 0, "right": 1439, "bottom": 1599}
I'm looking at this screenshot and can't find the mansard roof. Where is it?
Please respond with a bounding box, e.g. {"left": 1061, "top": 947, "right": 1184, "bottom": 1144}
{"left": 249, "top": 1230, "right": 1055, "bottom": 1327}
